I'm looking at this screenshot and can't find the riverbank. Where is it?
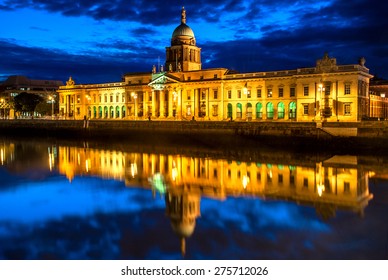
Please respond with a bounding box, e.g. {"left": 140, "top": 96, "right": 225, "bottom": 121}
{"left": 0, "top": 119, "right": 387, "bottom": 154}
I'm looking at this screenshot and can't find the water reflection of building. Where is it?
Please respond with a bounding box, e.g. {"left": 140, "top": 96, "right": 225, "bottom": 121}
{"left": 56, "top": 145, "right": 373, "bottom": 252}
{"left": 0, "top": 141, "right": 377, "bottom": 255}
{"left": 56, "top": 145, "right": 373, "bottom": 213}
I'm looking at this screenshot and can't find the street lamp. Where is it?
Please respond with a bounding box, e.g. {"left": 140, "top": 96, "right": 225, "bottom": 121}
{"left": 173, "top": 90, "right": 178, "bottom": 119}
{"left": 48, "top": 96, "right": 54, "bottom": 119}
{"left": 243, "top": 82, "right": 251, "bottom": 120}
{"left": 0, "top": 98, "right": 5, "bottom": 119}
{"left": 318, "top": 83, "right": 325, "bottom": 119}
{"left": 131, "top": 92, "right": 138, "bottom": 120}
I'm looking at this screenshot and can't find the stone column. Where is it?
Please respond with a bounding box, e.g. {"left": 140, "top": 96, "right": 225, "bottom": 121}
{"left": 160, "top": 90, "right": 165, "bottom": 118}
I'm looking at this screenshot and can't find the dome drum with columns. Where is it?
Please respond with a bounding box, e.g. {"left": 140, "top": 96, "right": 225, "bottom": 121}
{"left": 166, "top": 7, "right": 201, "bottom": 72}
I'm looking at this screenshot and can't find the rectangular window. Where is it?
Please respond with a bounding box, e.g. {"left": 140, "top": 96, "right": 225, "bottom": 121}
{"left": 110, "top": 96, "right": 113, "bottom": 103}
{"left": 257, "top": 89, "right": 262, "bottom": 98}
{"left": 214, "top": 74, "right": 218, "bottom": 79}
{"left": 99, "top": 95, "right": 102, "bottom": 102}
{"left": 116, "top": 95, "right": 119, "bottom": 102}
{"left": 238, "top": 90, "right": 242, "bottom": 98}
{"left": 267, "top": 88, "right": 273, "bottom": 98}
{"left": 304, "top": 86, "right": 309, "bottom": 96}
{"left": 290, "top": 87, "right": 296, "bottom": 97}
{"left": 228, "top": 90, "right": 232, "bottom": 99}
{"left": 344, "top": 103, "right": 351, "bottom": 115}
{"left": 278, "top": 174, "right": 283, "bottom": 184}
{"left": 344, "top": 182, "right": 350, "bottom": 194}
{"left": 290, "top": 175, "right": 295, "bottom": 185}
{"left": 325, "top": 85, "right": 331, "bottom": 96}
{"left": 77, "top": 95, "right": 80, "bottom": 103}
{"left": 212, "top": 105, "right": 218, "bottom": 116}
{"left": 303, "top": 104, "right": 309, "bottom": 115}
{"left": 278, "top": 88, "right": 284, "bottom": 98}
{"left": 148, "top": 94, "right": 152, "bottom": 102}
{"left": 201, "top": 91, "right": 206, "bottom": 100}
{"left": 345, "top": 84, "right": 351, "bottom": 95}
{"left": 213, "top": 90, "right": 218, "bottom": 99}
{"left": 303, "top": 178, "right": 308, "bottom": 188}
{"left": 104, "top": 95, "right": 107, "bottom": 102}
{"left": 247, "top": 90, "right": 251, "bottom": 98}
{"left": 187, "top": 90, "right": 191, "bottom": 100}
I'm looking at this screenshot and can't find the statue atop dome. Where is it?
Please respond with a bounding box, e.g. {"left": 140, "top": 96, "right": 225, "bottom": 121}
{"left": 181, "top": 6, "right": 186, "bottom": 24}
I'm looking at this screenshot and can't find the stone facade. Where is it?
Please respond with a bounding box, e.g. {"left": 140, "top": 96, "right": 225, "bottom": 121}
{"left": 58, "top": 8, "right": 375, "bottom": 122}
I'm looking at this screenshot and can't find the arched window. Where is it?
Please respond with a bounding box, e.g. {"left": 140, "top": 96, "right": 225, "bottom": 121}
{"left": 256, "top": 102, "right": 263, "bottom": 119}
{"left": 104, "top": 106, "right": 108, "bottom": 118}
{"left": 122, "top": 106, "right": 126, "bottom": 118}
{"left": 98, "top": 106, "right": 102, "bottom": 118}
{"left": 266, "top": 102, "right": 274, "bottom": 119}
{"left": 110, "top": 106, "right": 114, "bottom": 118}
{"left": 115, "top": 106, "right": 120, "bottom": 118}
{"left": 289, "top": 102, "right": 297, "bottom": 119}
{"left": 93, "top": 106, "right": 97, "bottom": 119}
{"left": 236, "top": 103, "right": 242, "bottom": 118}
{"left": 278, "top": 102, "right": 285, "bottom": 119}
{"left": 227, "top": 103, "right": 233, "bottom": 119}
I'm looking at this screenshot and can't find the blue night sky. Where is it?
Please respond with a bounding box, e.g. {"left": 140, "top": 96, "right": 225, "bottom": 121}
{"left": 0, "top": 0, "right": 387, "bottom": 84}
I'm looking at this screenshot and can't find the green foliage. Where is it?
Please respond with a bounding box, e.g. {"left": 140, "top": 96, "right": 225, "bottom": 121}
{"left": 13, "top": 92, "right": 44, "bottom": 114}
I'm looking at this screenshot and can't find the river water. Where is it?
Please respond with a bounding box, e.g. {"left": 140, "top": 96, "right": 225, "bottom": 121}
{"left": 0, "top": 137, "right": 387, "bottom": 260}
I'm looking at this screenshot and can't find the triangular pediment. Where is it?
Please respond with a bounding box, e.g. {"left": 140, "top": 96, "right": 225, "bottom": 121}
{"left": 149, "top": 73, "right": 180, "bottom": 90}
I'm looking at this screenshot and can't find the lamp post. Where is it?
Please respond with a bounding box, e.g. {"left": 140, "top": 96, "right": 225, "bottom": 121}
{"left": 131, "top": 92, "right": 138, "bottom": 120}
{"left": 0, "top": 98, "right": 4, "bottom": 119}
{"left": 243, "top": 82, "right": 250, "bottom": 120}
{"left": 48, "top": 96, "right": 54, "bottom": 119}
{"left": 318, "top": 83, "right": 325, "bottom": 120}
{"left": 173, "top": 90, "right": 178, "bottom": 119}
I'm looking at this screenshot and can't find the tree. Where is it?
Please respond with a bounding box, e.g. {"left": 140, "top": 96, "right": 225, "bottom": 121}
{"left": 13, "top": 92, "right": 44, "bottom": 116}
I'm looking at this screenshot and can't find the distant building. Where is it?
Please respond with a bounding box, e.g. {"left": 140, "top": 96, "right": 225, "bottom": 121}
{"left": 59, "top": 7, "right": 379, "bottom": 122}
{"left": 369, "top": 78, "right": 388, "bottom": 120}
{"left": 0, "top": 75, "right": 63, "bottom": 118}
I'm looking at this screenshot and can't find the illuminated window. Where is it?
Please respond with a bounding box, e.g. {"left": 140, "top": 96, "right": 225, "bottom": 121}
{"left": 303, "top": 86, "right": 309, "bottom": 96}
{"left": 267, "top": 88, "right": 272, "bottom": 98}
{"left": 303, "top": 104, "right": 309, "bottom": 115}
{"left": 257, "top": 89, "right": 262, "bottom": 98}
{"left": 344, "top": 103, "right": 351, "bottom": 115}
{"left": 201, "top": 91, "right": 206, "bottom": 100}
{"left": 345, "top": 84, "right": 351, "bottom": 95}
{"left": 213, "top": 90, "right": 218, "bottom": 99}
{"left": 278, "top": 88, "right": 284, "bottom": 97}
{"left": 212, "top": 105, "right": 218, "bottom": 116}
{"left": 290, "top": 87, "right": 296, "bottom": 97}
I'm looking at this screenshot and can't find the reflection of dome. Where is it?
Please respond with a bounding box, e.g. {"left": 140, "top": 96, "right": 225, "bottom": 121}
{"left": 170, "top": 219, "right": 196, "bottom": 238}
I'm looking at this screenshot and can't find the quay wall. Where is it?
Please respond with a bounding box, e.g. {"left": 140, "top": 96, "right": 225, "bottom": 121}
{"left": 0, "top": 119, "right": 388, "bottom": 153}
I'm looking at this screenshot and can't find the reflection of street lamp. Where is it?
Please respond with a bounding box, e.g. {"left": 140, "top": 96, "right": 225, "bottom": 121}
{"left": 131, "top": 92, "right": 137, "bottom": 120}
{"left": 316, "top": 162, "right": 325, "bottom": 197}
